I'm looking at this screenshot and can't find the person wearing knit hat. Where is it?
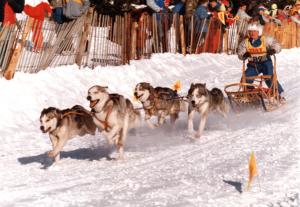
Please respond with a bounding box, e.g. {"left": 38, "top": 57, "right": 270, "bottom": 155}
{"left": 237, "top": 23, "right": 286, "bottom": 103}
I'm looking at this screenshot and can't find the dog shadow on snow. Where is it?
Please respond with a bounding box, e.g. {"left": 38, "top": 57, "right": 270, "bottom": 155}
{"left": 17, "top": 147, "right": 113, "bottom": 169}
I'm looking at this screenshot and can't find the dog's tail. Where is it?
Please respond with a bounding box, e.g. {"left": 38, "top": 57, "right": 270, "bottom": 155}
{"left": 211, "top": 88, "right": 229, "bottom": 115}
{"left": 210, "top": 88, "right": 225, "bottom": 104}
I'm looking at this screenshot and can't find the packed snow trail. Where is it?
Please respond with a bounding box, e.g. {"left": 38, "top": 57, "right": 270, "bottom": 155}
{"left": 0, "top": 49, "right": 299, "bottom": 207}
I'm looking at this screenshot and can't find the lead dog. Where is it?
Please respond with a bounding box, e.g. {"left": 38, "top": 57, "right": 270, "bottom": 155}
{"left": 134, "top": 82, "right": 187, "bottom": 129}
{"left": 40, "top": 105, "right": 97, "bottom": 162}
{"left": 87, "top": 85, "right": 141, "bottom": 160}
{"left": 187, "top": 83, "right": 227, "bottom": 138}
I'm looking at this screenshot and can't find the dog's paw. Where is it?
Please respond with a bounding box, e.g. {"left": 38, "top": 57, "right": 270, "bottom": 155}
{"left": 193, "top": 132, "right": 202, "bottom": 139}
{"left": 47, "top": 150, "right": 57, "bottom": 158}
{"left": 188, "top": 130, "right": 195, "bottom": 136}
{"left": 117, "top": 155, "right": 125, "bottom": 161}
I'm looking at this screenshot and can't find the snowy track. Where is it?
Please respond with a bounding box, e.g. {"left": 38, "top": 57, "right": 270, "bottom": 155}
{"left": 0, "top": 50, "right": 300, "bottom": 206}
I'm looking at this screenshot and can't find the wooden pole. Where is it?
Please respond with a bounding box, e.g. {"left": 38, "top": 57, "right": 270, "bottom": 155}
{"left": 190, "top": 16, "right": 194, "bottom": 54}
{"left": 179, "top": 15, "right": 186, "bottom": 56}
{"left": 75, "top": 7, "right": 93, "bottom": 67}
{"left": 4, "top": 17, "right": 33, "bottom": 80}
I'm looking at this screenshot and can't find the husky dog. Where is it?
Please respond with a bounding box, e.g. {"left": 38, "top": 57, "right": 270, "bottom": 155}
{"left": 40, "top": 105, "right": 97, "bottom": 162}
{"left": 87, "top": 85, "right": 141, "bottom": 160}
{"left": 187, "top": 83, "right": 227, "bottom": 138}
{"left": 134, "top": 82, "right": 187, "bottom": 128}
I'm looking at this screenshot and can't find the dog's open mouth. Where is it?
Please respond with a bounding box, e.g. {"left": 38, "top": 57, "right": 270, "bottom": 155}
{"left": 135, "top": 93, "right": 143, "bottom": 100}
{"left": 90, "top": 99, "right": 99, "bottom": 108}
{"left": 41, "top": 127, "right": 51, "bottom": 133}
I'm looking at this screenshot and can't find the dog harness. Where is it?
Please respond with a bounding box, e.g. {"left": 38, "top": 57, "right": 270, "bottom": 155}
{"left": 92, "top": 100, "right": 113, "bottom": 132}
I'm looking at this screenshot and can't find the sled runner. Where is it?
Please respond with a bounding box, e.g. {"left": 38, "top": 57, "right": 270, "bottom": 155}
{"left": 224, "top": 55, "right": 282, "bottom": 112}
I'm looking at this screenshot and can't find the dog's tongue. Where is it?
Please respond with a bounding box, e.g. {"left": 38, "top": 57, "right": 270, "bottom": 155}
{"left": 90, "top": 100, "right": 98, "bottom": 108}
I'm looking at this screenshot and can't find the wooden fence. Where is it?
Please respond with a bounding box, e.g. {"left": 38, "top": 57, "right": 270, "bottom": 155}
{"left": 0, "top": 11, "right": 299, "bottom": 79}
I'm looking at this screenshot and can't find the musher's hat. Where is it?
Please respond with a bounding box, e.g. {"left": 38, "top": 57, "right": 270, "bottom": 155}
{"left": 247, "top": 23, "right": 263, "bottom": 36}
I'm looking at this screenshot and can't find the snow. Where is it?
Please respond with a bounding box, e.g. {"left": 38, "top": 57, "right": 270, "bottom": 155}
{"left": 0, "top": 49, "right": 300, "bottom": 207}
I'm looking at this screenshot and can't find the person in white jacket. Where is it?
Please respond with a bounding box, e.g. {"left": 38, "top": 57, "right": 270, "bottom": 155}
{"left": 237, "top": 23, "right": 285, "bottom": 102}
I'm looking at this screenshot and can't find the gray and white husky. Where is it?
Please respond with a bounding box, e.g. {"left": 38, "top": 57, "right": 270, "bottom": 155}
{"left": 134, "top": 82, "right": 187, "bottom": 129}
{"left": 187, "top": 83, "right": 228, "bottom": 138}
{"left": 87, "top": 85, "right": 141, "bottom": 160}
{"left": 40, "top": 105, "right": 97, "bottom": 162}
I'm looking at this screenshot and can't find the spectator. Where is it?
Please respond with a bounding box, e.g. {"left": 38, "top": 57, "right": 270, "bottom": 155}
{"left": 193, "top": 0, "right": 209, "bottom": 52}
{"left": 290, "top": 1, "right": 300, "bottom": 25}
{"left": 236, "top": 3, "right": 251, "bottom": 22}
{"left": 255, "top": 5, "right": 268, "bottom": 25}
{"left": 48, "top": 0, "right": 65, "bottom": 24}
{"left": 0, "top": 0, "right": 24, "bottom": 26}
{"left": 237, "top": 23, "right": 285, "bottom": 103}
{"left": 225, "top": 5, "right": 236, "bottom": 26}
{"left": 23, "top": 0, "right": 52, "bottom": 51}
{"left": 62, "top": 0, "right": 89, "bottom": 20}
{"left": 194, "top": 0, "right": 209, "bottom": 21}
{"left": 172, "top": 0, "right": 185, "bottom": 15}
{"left": 270, "top": 3, "right": 278, "bottom": 18}
{"left": 146, "top": 0, "right": 165, "bottom": 12}
{"left": 276, "top": 8, "right": 289, "bottom": 21}
{"left": 268, "top": 4, "right": 282, "bottom": 25}
{"left": 185, "top": 0, "right": 198, "bottom": 17}
{"left": 208, "top": 0, "right": 221, "bottom": 13}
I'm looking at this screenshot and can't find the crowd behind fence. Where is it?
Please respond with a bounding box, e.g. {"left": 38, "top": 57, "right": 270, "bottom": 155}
{"left": 1, "top": 11, "right": 300, "bottom": 76}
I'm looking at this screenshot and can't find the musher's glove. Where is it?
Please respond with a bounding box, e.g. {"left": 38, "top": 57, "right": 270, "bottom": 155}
{"left": 267, "top": 49, "right": 276, "bottom": 56}
{"left": 243, "top": 52, "right": 251, "bottom": 60}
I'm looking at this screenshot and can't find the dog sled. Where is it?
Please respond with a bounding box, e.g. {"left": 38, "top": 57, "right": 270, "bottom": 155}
{"left": 224, "top": 55, "right": 282, "bottom": 112}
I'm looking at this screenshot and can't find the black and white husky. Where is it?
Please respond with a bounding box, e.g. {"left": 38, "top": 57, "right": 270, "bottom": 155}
{"left": 187, "top": 83, "right": 228, "bottom": 138}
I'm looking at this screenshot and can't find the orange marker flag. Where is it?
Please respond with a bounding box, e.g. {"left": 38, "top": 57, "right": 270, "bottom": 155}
{"left": 247, "top": 151, "right": 258, "bottom": 189}
{"left": 172, "top": 80, "right": 181, "bottom": 92}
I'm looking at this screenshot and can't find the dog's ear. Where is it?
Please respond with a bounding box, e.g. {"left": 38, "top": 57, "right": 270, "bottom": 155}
{"left": 145, "top": 82, "right": 151, "bottom": 89}
{"left": 54, "top": 108, "right": 63, "bottom": 120}
{"left": 97, "top": 86, "right": 108, "bottom": 93}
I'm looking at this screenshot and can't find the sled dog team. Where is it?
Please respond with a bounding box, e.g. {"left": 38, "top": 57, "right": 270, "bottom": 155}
{"left": 40, "top": 82, "right": 227, "bottom": 162}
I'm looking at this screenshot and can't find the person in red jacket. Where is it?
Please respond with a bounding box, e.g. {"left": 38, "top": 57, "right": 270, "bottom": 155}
{"left": 0, "top": 0, "right": 24, "bottom": 26}
{"left": 23, "top": 1, "right": 52, "bottom": 51}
